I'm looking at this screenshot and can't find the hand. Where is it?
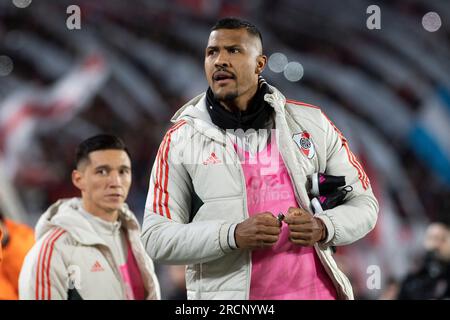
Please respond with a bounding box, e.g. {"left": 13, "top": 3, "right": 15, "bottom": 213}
{"left": 284, "top": 207, "right": 327, "bottom": 246}
{"left": 235, "top": 212, "right": 281, "bottom": 250}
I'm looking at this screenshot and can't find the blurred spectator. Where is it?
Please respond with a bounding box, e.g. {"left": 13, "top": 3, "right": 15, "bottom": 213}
{"left": 165, "top": 265, "right": 187, "bottom": 300}
{"left": 440, "top": 229, "right": 450, "bottom": 262}
{"left": 0, "top": 212, "right": 35, "bottom": 300}
{"left": 378, "top": 277, "right": 400, "bottom": 300}
{"left": 398, "top": 223, "right": 450, "bottom": 299}
{"left": 0, "top": 228, "right": 3, "bottom": 265}
{"left": 424, "top": 223, "right": 449, "bottom": 253}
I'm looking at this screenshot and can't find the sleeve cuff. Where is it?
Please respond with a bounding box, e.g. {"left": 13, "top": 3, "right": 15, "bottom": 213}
{"left": 219, "top": 222, "right": 238, "bottom": 253}
{"left": 315, "top": 214, "right": 335, "bottom": 245}
{"left": 227, "top": 223, "right": 238, "bottom": 249}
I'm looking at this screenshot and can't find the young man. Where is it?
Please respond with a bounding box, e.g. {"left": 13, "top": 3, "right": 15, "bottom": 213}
{"left": 19, "top": 134, "right": 160, "bottom": 300}
{"left": 142, "top": 18, "right": 378, "bottom": 300}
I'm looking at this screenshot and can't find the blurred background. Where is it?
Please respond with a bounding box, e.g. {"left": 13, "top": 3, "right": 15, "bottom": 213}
{"left": 0, "top": 0, "right": 449, "bottom": 299}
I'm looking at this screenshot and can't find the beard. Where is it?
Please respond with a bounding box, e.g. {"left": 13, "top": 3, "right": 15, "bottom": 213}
{"left": 213, "top": 90, "right": 238, "bottom": 102}
{"left": 213, "top": 90, "right": 240, "bottom": 112}
{"left": 213, "top": 87, "right": 239, "bottom": 107}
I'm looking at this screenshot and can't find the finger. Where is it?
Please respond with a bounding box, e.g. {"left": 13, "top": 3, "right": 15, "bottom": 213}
{"left": 258, "top": 215, "right": 280, "bottom": 227}
{"left": 252, "top": 212, "right": 273, "bottom": 221}
{"left": 261, "top": 241, "right": 276, "bottom": 248}
{"left": 285, "top": 215, "right": 311, "bottom": 225}
{"left": 259, "top": 212, "right": 275, "bottom": 218}
{"left": 289, "top": 231, "right": 312, "bottom": 241}
{"left": 260, "top": 226, "right": 281, "bottom": 236}
{"left": 290, "top": 239, "right": 312, "bottom": 246}
{"left": 288, "top": 224, "right": 313, "bottom": 233}
{"left": 290, "top": 207, "right": 310, "bottom": 216}
{"left": 259, "top": 234, "right": 279, "bottom": 244}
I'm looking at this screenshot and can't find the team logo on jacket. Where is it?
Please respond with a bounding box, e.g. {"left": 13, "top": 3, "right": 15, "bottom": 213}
{"left": 293, "top": 131, "right": 315, "bottom": 159}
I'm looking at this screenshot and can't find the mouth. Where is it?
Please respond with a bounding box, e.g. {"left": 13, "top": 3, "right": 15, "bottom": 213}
{"left": 213, "top": 71, "right": 235, "bottom": 85}
{"left": 105, "top": 194, "right": 123, "bottom": 200}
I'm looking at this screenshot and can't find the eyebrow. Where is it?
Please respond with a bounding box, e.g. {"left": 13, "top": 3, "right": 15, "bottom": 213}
{"left": 94, "top": 165, "right": 131, "bottom": 171}
{"left": 206, "top": 44, "right": 243, "bottom": 50}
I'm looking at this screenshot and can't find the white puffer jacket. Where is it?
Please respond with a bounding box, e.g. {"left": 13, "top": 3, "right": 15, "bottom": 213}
{"left": 19, "top": 198, "right": 160, "bottom": 300}
{"left": 142, "top": 85, "right": 378, "bottom": 300}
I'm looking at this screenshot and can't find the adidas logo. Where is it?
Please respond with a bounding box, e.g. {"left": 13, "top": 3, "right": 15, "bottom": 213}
{"left": 203, "top": 152, "right": 221, "bottom": 165}
{"left": 90, "top": 260, "right": 105, "bottom": 272}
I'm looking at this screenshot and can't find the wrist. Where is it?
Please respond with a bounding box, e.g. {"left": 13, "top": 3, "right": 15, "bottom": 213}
{"left": 316, "top": 218, "right": 327, "bottom": 242}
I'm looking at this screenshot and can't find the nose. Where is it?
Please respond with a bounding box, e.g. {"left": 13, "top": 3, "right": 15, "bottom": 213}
{"left": 108, "top": 171, "right": 122, "bottom": 187}
{"left": 214, "top": 51, "right": 230, "bottom": 69}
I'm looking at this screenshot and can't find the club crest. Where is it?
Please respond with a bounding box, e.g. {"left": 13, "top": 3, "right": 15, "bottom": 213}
{"left": 293, "top": 131, "right": 315, "bottom": 159}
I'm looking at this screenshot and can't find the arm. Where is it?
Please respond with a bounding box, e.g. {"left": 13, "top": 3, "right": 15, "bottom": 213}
{"left": 141, "top": 122, "right": 236, "bottom": 265}
{"left": 315, "top": 112, "right": 379, "bottom": 246}
{"left": 19, "top": 230, "right": 68, "bottom": 300}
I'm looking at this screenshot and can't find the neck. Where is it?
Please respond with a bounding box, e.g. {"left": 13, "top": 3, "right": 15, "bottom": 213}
{"left": 82, "top": 201, "right": 119, "bottom": 223}
{"left": 221, "top": 84, "right": 258, "bottom": 112}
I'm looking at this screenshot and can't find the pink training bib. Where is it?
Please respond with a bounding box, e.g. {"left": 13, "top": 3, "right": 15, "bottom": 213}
{"left": 119, "top": 239, "right": 146, "bottom": 300}
{"left": 236, "top": 138, "right": 337, "bottom": 300}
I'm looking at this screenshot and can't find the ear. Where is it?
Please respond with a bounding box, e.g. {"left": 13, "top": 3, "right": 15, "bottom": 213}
{"left": 72, "top": 169, "right": 84, "bottom": 191}
{"left": 255, "top": 54, "right": 267, "bottom": 74}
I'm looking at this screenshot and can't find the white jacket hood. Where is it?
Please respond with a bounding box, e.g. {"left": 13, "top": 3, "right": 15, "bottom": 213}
{"left": 35, "top": 198, "right": 139, "bottom": 246}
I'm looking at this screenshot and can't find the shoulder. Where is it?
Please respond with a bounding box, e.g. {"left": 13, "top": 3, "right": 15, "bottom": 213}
{"left": 286, "top": 99, "right": 322, "bottom": 111}
{"left": 285, "top": 99, "right": 328, "bottom": 131}
{"left": 22, "top": 227, "right": 72, "bottom": 276}
{"left": 161, "top": 120, "right": 192, "bottom": 144}
{"left": 157, "top": 120, "right": 195, "bottom": 156}
{"left": 34, "top": 228, "right": 73, "bottom": 258}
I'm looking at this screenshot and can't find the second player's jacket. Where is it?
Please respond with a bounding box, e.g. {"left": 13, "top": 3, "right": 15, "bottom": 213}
{"left": 142, "top": 85, "right": 379, "bottom": 300}
{"left": 19, "top": 198, "right": 160, "bottom": 300}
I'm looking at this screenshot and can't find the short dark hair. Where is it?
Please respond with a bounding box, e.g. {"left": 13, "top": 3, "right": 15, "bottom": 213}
{"left": 211, "top": 17, "right": 263, "bottom": 48}
{"left": 75, "top": 134, "right": 130, "bottom": 168}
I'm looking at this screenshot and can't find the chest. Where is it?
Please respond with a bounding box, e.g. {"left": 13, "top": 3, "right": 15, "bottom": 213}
{"left": 65, "top": 245, "right": 124, "bottom": 299}
{"left": 185, "top": 127, "right": 323, "bottom": 203}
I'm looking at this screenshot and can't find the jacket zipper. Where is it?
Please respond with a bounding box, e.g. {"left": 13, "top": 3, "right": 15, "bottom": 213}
{"left": 223, "top": 138, "right": 251, "bottom": 300}
{"left": 98, "top": 245, "right": 128, "bottom": 299}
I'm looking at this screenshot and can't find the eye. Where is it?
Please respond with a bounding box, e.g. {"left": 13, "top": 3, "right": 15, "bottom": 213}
{"left": 96, "top": 168, "right": 108, "bottom": 176}
{"left": 229, "top": 48, "right": 240, "bottom": 54}
{"left": 206, "top": 48, "right": 217, "bottom": 56}
{"left": 119, "top": 168, "right": 130, "bottom": 175}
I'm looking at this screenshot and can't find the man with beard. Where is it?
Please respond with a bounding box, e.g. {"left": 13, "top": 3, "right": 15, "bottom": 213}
{"left": 142, "top": 18, "right": 378, "bottom": 300}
